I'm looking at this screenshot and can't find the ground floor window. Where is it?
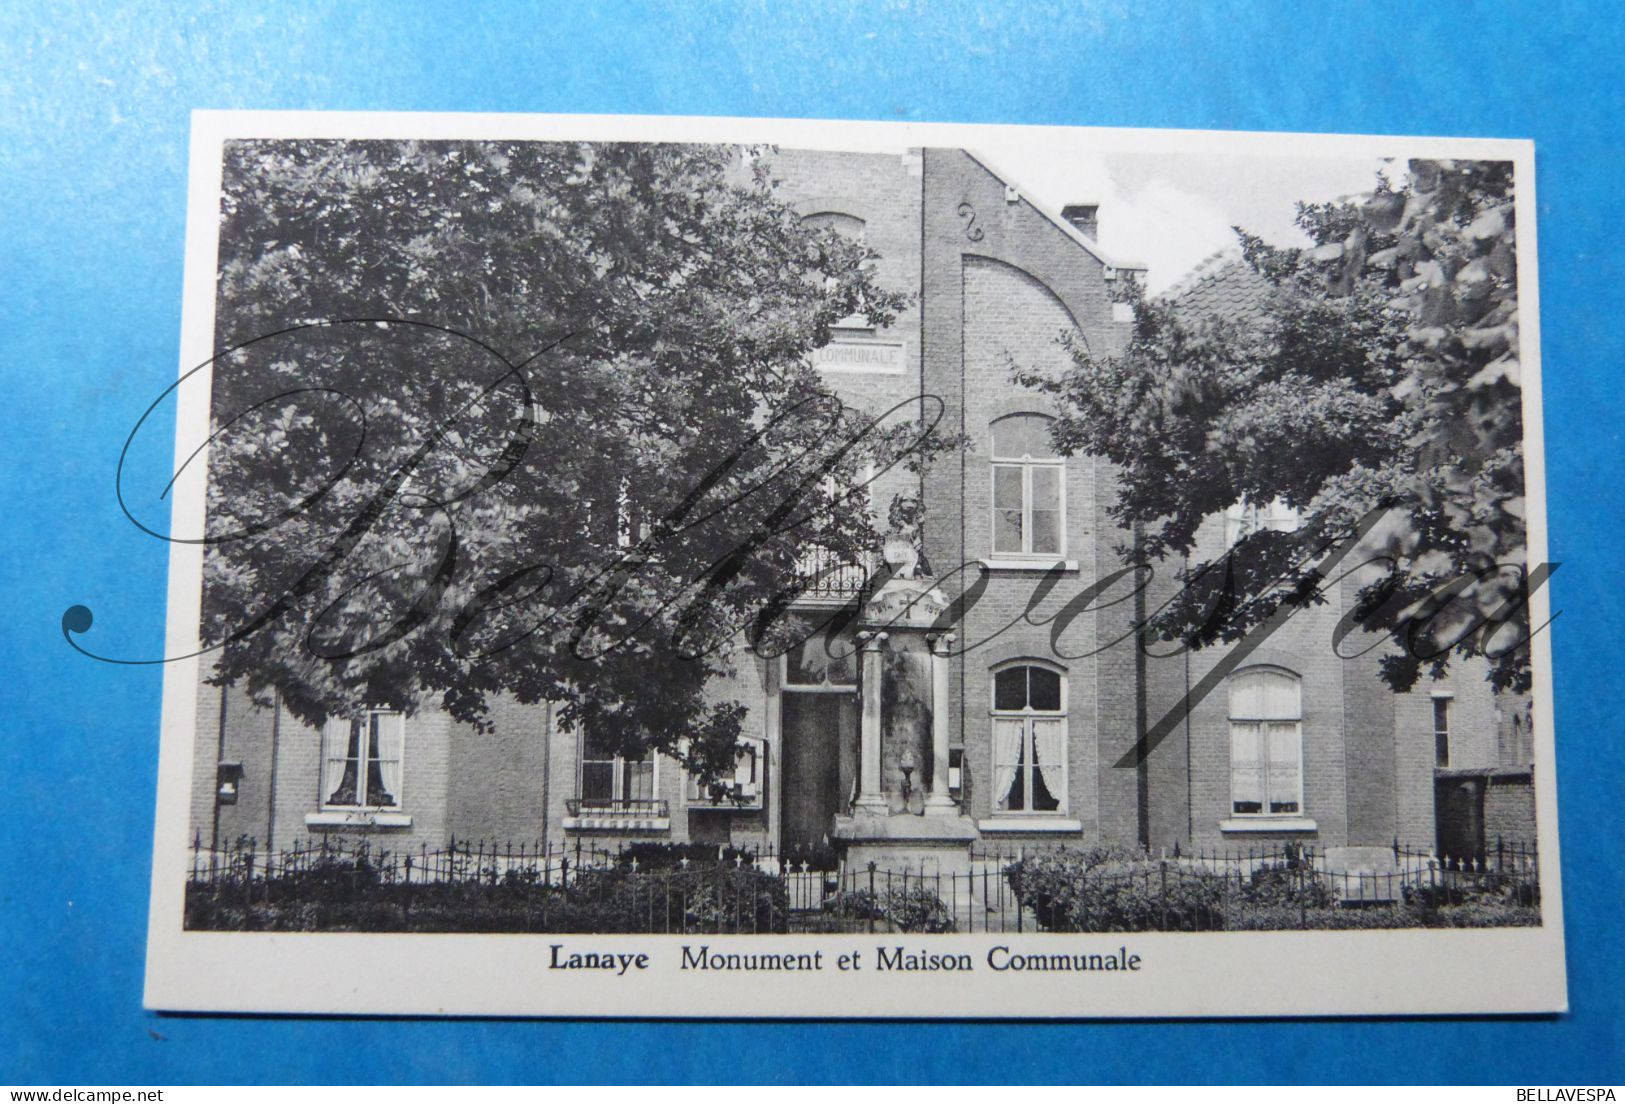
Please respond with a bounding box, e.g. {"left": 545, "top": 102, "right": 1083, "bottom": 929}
{"left": 991, "top": 663, "right": 1066, "bottom": 814}
{"left": 1228, "top": 668, "right": 1302, "bottom": 816}
{"left": 687, "top": 737, "right": 765, "bottom": 809}
{"left": 580, "top": 727, "right": 654, "bottom": 808}
{"left": 322, "top": 710, "right": 404, "bottom": 809}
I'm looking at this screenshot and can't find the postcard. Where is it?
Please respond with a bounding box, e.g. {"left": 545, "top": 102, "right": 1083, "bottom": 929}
{"left": 133, "top": 110, "right": 1564, "bottom": 1017}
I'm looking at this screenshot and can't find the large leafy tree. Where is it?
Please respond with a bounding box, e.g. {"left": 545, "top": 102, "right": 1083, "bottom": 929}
{"left": 201, "top": 139, "right": 935, "bottom": 780}
{"left": 1022, "top": 159, "right": 1535, "bottom": 693}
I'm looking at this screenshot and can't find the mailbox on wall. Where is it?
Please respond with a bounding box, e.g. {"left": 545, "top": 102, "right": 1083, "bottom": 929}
{"left": 216, "top": 761, "right": 243, "bottom": 806}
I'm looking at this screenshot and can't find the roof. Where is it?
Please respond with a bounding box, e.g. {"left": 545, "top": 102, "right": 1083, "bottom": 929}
{"left": 1162, "top": 248, "right": 1273, "bottom": 325}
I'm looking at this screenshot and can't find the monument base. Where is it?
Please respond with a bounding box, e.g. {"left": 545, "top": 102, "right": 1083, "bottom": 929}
{"left": 830, "top": 811, "right": 980, "bottom": 877}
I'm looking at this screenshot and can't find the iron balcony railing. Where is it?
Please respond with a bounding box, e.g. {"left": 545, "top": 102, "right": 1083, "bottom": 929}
{"left": 792, "top": 545, "right": 876, "bottom": 601}
{"left": 565, "top": 797, "right": 671, "bottom": 818}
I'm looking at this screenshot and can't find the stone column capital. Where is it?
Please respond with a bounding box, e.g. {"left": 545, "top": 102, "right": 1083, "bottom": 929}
{"left": 927, "top": 631, "right": 957, "bottom": 655}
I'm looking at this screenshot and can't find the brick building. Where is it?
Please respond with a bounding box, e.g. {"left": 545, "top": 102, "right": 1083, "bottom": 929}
{"left": 191, "top": 148, "right": 1514, "bottom": 867}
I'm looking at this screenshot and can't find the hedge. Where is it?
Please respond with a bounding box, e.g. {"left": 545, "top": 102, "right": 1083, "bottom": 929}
{"left": 1005, "top": 846, "right": 1539, "bottom": 932}
{"left": 185, "top": 857, "right": 789, "bottom": 933}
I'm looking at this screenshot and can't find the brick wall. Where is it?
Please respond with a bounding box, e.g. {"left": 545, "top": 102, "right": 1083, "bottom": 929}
{"left": 446, "top": 695, "right": 548, "bottom": 842}
{"left": 192, "top": 683, "right": 464, "bottom": 855}
{"left": 761, "top": 147, "right": 923, "bottom": 526}
{"left": 190, "top": 680, "right": 278, "bottom": 850}
{"left": 919, "top": 147, "right": 1130, "bottom": 842}
{"left": 1175, "top": 516, "right": 1353, "bottom": 851}
{"left": 1485, "top": 772, "right": 1537, "bottom": 848}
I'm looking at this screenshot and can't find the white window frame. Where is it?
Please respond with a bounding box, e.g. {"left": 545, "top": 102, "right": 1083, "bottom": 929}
{"left": 320, "top": 709, "right": 405, "bottom": 812}
{"left": 1227, "top": 668, "right": 1304, "bottom": 818}
{"left": 990, "top": 417, "right": 1065, "bottom": 559}
{"left": 989, "top": 662, "right": 1069, "bottom": 816}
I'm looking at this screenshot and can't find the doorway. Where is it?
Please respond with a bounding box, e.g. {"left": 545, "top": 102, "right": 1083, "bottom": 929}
{"left": 779, "top": 691, "right": 857, "bottom": 855}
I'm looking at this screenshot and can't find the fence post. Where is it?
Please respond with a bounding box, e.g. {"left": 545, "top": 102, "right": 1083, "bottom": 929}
{"left": 867, "top": 861, "right": 877, "bottom": 935}
{"left": 243, "top": 838, "right": 255, "bottom": 909}
{"left": 1016, "top": 862, "right": 1024, "bottom": 934}
{"left": 1298, "top": 860, "right": 1307, "bottom": 929}
{"left": 1159, "top": 860, "right": 1169, "bottom": 931}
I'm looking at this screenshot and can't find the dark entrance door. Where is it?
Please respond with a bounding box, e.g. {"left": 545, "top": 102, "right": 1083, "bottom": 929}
{"left": 779, "top": 691, "right": 857, "bottom": 855}
{"left": 1436, "top": 776, "right": 1487, "bottom": 861}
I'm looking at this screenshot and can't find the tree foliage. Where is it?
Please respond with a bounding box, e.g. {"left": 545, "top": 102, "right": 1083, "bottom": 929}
{"left": 202, "top": 139, "right": 938, "bottom": 778}
{"left": 1023, "top": 159, "right": 1534, "bottom": 692}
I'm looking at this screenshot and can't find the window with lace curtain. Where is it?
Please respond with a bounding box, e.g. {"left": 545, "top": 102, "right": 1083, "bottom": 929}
{"left": 321, "top": 710, "right": 404, "bottom": 810}
{"left": 990, "top": 662, "right": 1067, "bottom": 814}
{"left": 1228, "top": 668, "right": 1303, "bottom": 816}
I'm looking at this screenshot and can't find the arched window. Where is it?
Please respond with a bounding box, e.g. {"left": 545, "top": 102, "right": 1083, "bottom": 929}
{"left": 1228, "top": 668, "right": 1302, "bottom": 816}
{"left": 990, "top": 662, "right": 1066, "bottom": 814}
{"left": 990, "top": 413, "right": 1064, "bottom": 557}
{"left": 801, "top": 211, "right": 875, "bottom": 337}
{"left": 800, "top": 211, "right": 867, "bottom": 240}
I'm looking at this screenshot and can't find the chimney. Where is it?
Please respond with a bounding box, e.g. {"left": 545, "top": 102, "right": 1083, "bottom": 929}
{"left": 1061, "top": 203, "right": 1100, "bottom": 240}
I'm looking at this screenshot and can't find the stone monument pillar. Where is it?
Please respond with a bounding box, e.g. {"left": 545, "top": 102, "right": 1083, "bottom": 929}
{"left": 852, "top": 629, "right": 889, "bottom": 815}
{"left": 829, "top": 538, "right": 978, "bottom": 876}
{"left": 924, "top": 631, "right": 956, "bottom": 812}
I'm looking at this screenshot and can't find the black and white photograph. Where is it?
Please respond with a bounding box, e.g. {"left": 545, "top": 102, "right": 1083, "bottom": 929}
{"left": 139, "top": 112, "right": 1563, "bottom": 1018}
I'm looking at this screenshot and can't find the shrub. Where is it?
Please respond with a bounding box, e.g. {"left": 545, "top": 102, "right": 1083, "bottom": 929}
{"left": 1239, "top": 861, "right": 1335, "bottom": 910}
{"left": 823, "top": 888, "right": 885, "bottom": 922}
{"left": 1406, "top": 871, "right": 1540, "bottom": 911}
{"left": 1419, "top": 901, "right": 1541, "bottom": 928}
{"left": 885, "top": 886, "right": 957, "bottom": 933}
{"left": 820, "top": 886, "right": 956, "bottom": 932}
{"left": 1006, "top": 848, "right": 1224, "bottom": 932}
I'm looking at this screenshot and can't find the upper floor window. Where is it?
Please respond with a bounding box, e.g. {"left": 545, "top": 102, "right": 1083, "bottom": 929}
{"left": 1228, "top": 668, "right": 1302, "bottom": 817}
{"left": 322, "top": 710, "right": 404, "bottom": 810}
{"left": 991, "top": 663, "right": 1066, "bottom": 814}
{"left": 801, "top": 211, "right": 870, "bottom": 332}
{"left": 1225, "top": 497, "right": 1301, "bottom": 546}
{"left": 991, "top": 414, "right": 1063, "bottom": 558}
{"left": 1433, "top": 695, "right": 1453, "bottom": 768}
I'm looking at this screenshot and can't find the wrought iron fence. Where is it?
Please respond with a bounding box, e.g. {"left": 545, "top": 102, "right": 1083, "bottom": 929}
{"left": 183, "top": 833, "right": 1540, "bottom": 934}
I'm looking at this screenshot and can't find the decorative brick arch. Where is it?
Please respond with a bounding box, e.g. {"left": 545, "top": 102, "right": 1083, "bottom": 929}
{"left": 963, "top": 253, "right": 1087, "bottom": 348}
{"left": 794, "top": 195, "right": 871, "bottom": 223}
{"left": 1229, "top": 648, "right": 1306, "bottom": 679}
{"left": 978, "top": 639, "right": 1070, "bottom": 672}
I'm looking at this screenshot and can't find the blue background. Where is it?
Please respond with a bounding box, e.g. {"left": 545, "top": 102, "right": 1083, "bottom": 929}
{"left": 3, "top": 0, "right": 1622, "bottom": 1085}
